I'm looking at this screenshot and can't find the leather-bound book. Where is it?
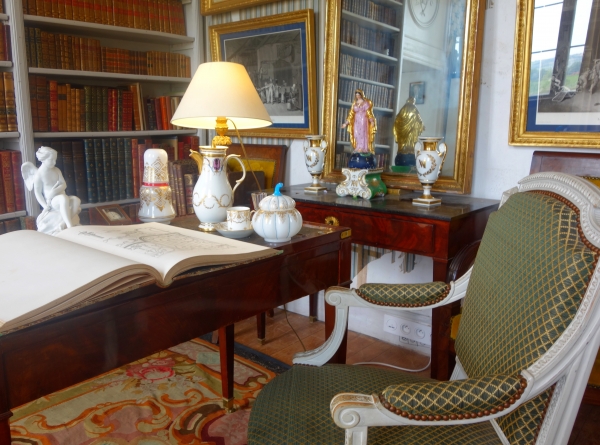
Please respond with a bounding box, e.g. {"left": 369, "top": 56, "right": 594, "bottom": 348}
{"left": 49, "top": 140, "right": 63, "bottom": 172}
{"left": 49, "top": 80, "right": 58, "bottom": 132}
{"left": 57, "top": 83, "right": 66, "bottom": 132}
{"left": 29, "top": 75, "right": 38, "bottom": 132}
{"left": 0, "top": 151, "right": 15, "bottom": 213}
{"left": 61, "top": 141, "right": 77, "bottom": 197}
{"left": 0, "top": 221, "right": 4, "bottom": 234}
{"left": 0, "top": 164, "right": 5, "bottom": 214}
{"left": 10, "top": 151, "right": 25, "bottom": 211}
{"left": 0, "top": 73, "right": 7, "bottom": 132}
{"left": 183, "top": 173, "right": 194, "bottom": 214}
{"left": 65, "top": 0, "right": 73, "bottom": 20}
{"left": 131, "top": 138, "right": 139, "bottom": 198}
{"left": 122, "top": 90, "right": 133, "bottom": 131}
{"left": 93, "top": 138, "right": 106, "bottom": 202}
{"left": 72, "top": 140, "right": 88, "bottom": 204}
{"left": 145, "top": 97, "right": 156, "bottom": 130}
{"left": 36, "top": 75, "right": 48, "bottom": 132}
{"left": 116, "top": 138, "right": 126, "bottom": 200}
{"left": 3, "top": 217, "right": 19, "bottom": 233}
{"left": 101, "top": 138, "right": 113, "bottom": 202}
{"left": 66, "top": 83, "right": 72, "bottom": 131}
{"left": 173, "top": 162, "right": 185, "bottom": 216}
{"left": 83, "top": 138, "right": 98, "bottom": 203}
{"left": 3, "top": 73, "right": 16, "bottom": 132}
{"left": 123, "top": 138, "right": 134, "bottom": 199}
{"left": 84, "top": 85, "right": 92, "bottom": 132}
{"left": 101, "top": 86, "right": 108, "bottom": 131}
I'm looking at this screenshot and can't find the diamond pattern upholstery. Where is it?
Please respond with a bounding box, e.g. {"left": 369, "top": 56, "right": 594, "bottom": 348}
{"left": 248, "top": 364, "right": 501, "bottom": 445}
{"left": 382, "top": 374, "right": 523, "bottom": 416}
{"left": 357, "top": 282, "right": 450, "bottom": 307}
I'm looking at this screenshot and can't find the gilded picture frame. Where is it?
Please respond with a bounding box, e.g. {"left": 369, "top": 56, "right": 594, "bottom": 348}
{"left": 201, "top": 0, "right": 276, "bottom": 16}
{"left": 321, "top": 0, "right": 486, "bottom": 194}
{"left": 509, "top": 0, "right": 600, "bottom": 148}
{"left": 209, "top": 9, "right": 318, "bottom": 139}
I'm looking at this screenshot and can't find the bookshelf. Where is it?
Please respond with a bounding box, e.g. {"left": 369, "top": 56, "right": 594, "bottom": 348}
{"left": 334, "top": 0, "right": 403, "bottom": 171}
{"left": 0, "top": 0, "right": 201, "bottom": 224}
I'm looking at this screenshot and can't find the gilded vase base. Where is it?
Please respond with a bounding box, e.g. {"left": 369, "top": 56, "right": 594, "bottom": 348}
{"left": 412, "top": 196, "right": 441, "bottom": 207}
{"left": 198, "top": 221, "right": 220, "bottom": 232}
{"left": 304, "top": 185, "right": 327, "bottom": 193}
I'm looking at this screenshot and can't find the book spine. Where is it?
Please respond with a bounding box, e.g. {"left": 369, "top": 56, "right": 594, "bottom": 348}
{"left": 37, "top": 75, "right": 48, "bottom": 131}
{"left": 102, "top": 138, "right": 114, "bottom": 202}
{"left": 72, "top": 140, "right": 88, "bottom": 204}
{"left": 61, "top": 141, "right": 77, "bottom": 196}
{"left": 124, "top": 138, "right": 134, "bottom": 199}
{"left": 117, "top": 88, "right": 122, "bottom": 131}
{"left": 49, "top": 80, "right": 58, "bottom": 131}
{"left": 0, "top": 154, "right": 5, "bottom": 213}
{"left": 174, "top": 163, "right": 185, "bottom": 216}
{"left": 137, "top": 143, "right": 146, "bottom": 186}
{"left": 168, "top": 160, "right": 178, "bottom": 215}
{"left": 50, "top": 140, "right": 63, "bottom": 172}
{"left": 0, "top": 151, "right": 15, "bottom": 213}
{"left": 116, "top": 137, "right": 126, "bottom": 200}
{"left": 0, "top": 71, "right": 7, "bottom": 132}
{"left": 183, "top": 172, "right": 194, "bottom": 215}
{"left": 93, "top": 138, "right": 106, "bottom": 202}
{"left": 83, "top": 138, "right": 97, "bottom": 203}
{"left": 10, "top": 151, "right": 25, "bottom": 211}
{"left": 3, "top": 73, "right": 16, "bottom": 132}
{"left": 4, "top": 217, "right": 20, "bottom": 232}
{"left": 131, "top": 138, "right": 139, "bottom": 198}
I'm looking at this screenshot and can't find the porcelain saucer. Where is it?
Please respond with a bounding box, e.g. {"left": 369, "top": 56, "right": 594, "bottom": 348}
{"left": 214, "top": 222, "right": 254, "bottom": 239}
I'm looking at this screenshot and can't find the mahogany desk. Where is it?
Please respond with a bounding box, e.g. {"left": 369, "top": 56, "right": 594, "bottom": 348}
{"left": 0, "top": 220, "right": 351, "bottom": 443}
{"left": 285, "top": 184, "right": 499, "bottom": 380}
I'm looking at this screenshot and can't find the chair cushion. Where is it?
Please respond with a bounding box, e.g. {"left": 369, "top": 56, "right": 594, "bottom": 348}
{"left": 248, "top": 364, "right": 501, "bottom": 445}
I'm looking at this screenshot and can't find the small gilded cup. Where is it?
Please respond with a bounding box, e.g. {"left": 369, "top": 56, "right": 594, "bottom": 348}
{"left": 226, "top": 206, "right": 254, "bottom": 231}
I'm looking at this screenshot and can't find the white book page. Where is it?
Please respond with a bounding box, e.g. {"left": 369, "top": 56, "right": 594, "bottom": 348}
{"left": 0, "top": 230, "right": 154, "bottom": 331}
{"left": 56, "top": 223, "right": 276, "bottom": 284}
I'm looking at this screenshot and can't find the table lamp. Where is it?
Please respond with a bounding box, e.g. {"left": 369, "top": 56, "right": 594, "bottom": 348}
{"left": 171, "top": 61, "right": 272, "bottom": 230}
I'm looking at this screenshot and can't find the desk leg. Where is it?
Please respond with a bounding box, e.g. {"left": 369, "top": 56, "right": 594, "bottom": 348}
{"left": 218, "top": 324, "right": 235, "bottom": 412}
{"left": 256, "top": 312, "right": 266, "bottom": 344}
{"left": 325, "top": 302, "right": 347, "bottom": 364}
{"left": 0, "top": 411, "right": 12, "bottom": 445}
{"left": 431, "top": 259, "right": 451, "bottom": 381}
{"left": 309, "top": 292, "right": 319, "bottom": 322}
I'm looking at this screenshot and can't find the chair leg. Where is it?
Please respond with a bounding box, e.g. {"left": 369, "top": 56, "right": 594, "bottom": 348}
{"left": 267, "top": 309, "right": 274, "bottom": 317}
{"left": 0, "top": 411, "right": 12, "bottom": 445}
{"left": 309, "top": 292, "right": 319, "bottom": 322}
{"left": 256, "top": 312, "right": 266, "bottom": 344}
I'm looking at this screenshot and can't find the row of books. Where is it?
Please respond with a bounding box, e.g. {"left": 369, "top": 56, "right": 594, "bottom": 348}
{"left": 23, "top": 0, "right": 187, "bottom": 36}
{"left": 0, "top": 72, "right": 17, "bottom": 132}
{"left": 0, "top": 150, "right": 26, "bottom": 215}
{"left": 29, "top": 76, "right": 183, "bottom": 132}
{"left": 168, "top": 159, "right": 197, "bottom": 217}
{"left": 336, "top": 105, "right": 394, "bottom": 146}
{"left": 339, "top": 78, "right": 395, "bottom": 110}
{"left": 37, "top": 135, "right": 198, "bottom": 205}
{"left": 0, "top": 24, "right": 11, "bottom": 62}
{"left": 25, "top": 27, "right": 190, "bottom": 78}
{"left": 341, "top": 0, "right": 399, "bottom": 27}
{"left": 341, "top": 20, "right": 395, "bottom": 57}
{"left": 334, "top": 150, "right": 390, "bottom": 170}
{"left": 0, "top": 217, "right": 35, "bottom": 235}
{"left": 339, "top": 53, "right": 395, "bottom": 85}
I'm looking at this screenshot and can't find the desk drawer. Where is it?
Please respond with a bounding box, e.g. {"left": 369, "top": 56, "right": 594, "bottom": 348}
{"left": 297, "top": 204, "right": 434, "bottom": 254}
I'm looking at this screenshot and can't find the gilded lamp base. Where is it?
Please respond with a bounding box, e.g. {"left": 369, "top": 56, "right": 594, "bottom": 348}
{"left": 198, "top": 221, "right": 219, "bottom": 232}
{"left": 412, "top": 184, "right": 441, "bottom": 207}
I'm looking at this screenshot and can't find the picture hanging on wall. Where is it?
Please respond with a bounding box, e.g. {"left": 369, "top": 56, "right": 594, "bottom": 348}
{"left": 201, "top": 0, "right": 277, "bottom": 16}
{"left": 409, "top": 81, "right": 426, "bottom": 105}
{"left": 209, "top": 9, "right": 318, "bottom": 139}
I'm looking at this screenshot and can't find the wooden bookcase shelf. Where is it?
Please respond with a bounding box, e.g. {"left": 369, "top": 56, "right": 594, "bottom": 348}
{"left": 341, "top": 10, "right": 400, "bottom": 33}
{"left": 0, "top": 61, "right": 12, "bottom": 68}
{"left": 80, "top": 198, "right": 140, "bottom": 210}
{"left": 23, "top": 15, "right": 195, "bottom": 44}
{"left": 339, "top": 73, "right": 394, "bottom": 89}
{"left": 29, "top": 68, "right": 191, "bottom": 83}
{"left": 0, "top": 210, "right": 26, "bottom": 221}
{"left": 4, "top": 0, "right": 202, "bottom": 219}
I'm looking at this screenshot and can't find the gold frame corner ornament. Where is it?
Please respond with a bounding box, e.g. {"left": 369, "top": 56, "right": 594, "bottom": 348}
{"left": 509, "top": 0, "right": 600, "bottom": 149}
{"left": 208, "top": 9, "right": 319, "bottom": 139}
{"left": 321, "top": 0, "right": 487, "bottom": 195}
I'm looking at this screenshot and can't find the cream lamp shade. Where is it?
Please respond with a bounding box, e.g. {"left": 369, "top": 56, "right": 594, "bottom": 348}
{"left": 170, "top": 61, "right": 272, "bottom": 130}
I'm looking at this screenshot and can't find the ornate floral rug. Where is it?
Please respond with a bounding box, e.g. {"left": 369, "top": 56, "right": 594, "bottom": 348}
{"left": 10, "top": 337, "right": 288, "bottom": 445}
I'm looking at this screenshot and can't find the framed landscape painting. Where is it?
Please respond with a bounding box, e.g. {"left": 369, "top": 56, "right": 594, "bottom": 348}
{"left": 510, "top": 0, "right": 600, "bottom": 148}
{"left": 209, "top": 9, "right": 318, "bottom": 139}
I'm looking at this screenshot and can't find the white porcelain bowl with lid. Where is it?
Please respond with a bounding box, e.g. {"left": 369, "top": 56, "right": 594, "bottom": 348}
{"left": 252, "top": 183, "right": 303, "bottom": 243}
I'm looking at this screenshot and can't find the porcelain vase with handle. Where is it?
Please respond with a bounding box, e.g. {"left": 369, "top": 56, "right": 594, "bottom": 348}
{"left": 190, "top": 145, "right": 246, "bottom": 231}
{"left": 413, "top": 136, "right": 447, "bottom": 207}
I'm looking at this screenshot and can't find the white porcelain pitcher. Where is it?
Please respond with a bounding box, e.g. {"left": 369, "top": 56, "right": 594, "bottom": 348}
{"left": 190, "top": 145, "right": 246, "bottom": 231}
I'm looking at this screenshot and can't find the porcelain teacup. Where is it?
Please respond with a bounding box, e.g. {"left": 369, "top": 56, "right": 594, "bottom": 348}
{"left": 227, "top": 206, "right": 254, "bottom": 231}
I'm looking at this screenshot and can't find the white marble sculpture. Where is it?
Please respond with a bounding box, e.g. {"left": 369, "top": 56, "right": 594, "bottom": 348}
{"left": 21, "top": 146, "right": 81, "bottom": 236}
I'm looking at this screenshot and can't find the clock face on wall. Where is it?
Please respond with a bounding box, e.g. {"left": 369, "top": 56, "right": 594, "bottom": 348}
{"left": 408, "top": 0, "right": 440, "bottom": 28}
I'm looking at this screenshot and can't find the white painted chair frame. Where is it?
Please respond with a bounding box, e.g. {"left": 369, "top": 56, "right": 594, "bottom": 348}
{"left": 293, "top": 173, "right": 600, "bottom": 445}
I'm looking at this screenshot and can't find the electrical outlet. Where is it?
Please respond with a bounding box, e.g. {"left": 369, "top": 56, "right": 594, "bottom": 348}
{"left": 383, "top": 314, "right": 432, "bottom": 346}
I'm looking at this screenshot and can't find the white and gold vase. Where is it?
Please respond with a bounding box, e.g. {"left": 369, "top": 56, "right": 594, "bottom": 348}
{"left": 413, "top": 136, "right": 447, "bottom": 207}
{"left": 303, "top": 135, "right": 328, "bottom": 193}
{"left": 138, "top": 148, "right": 176, "bottom": 223}
{"left": 190, "top": 145, "right": 246, "bottom": 231}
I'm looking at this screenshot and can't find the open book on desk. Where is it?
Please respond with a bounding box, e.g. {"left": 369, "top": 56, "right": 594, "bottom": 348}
{"left": 0, "top": 223, "right": 278, "bottom": 334}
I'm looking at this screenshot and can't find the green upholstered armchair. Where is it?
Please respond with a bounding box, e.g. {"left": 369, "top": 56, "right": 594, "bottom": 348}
{"left": 248, "top": 172, "right": 600, "bottom": 445}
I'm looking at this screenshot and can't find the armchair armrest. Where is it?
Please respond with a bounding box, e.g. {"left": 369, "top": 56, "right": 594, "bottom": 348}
{"left": 356, "top": 282, "right": 450, "bottom": 307}
{"left": 380, "top": 374, "right": 528, "bottom": 420}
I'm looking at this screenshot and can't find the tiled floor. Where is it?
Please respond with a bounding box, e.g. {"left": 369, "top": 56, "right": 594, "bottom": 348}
{"left": 233, "top": 308, "right": 600, "bottom": 443}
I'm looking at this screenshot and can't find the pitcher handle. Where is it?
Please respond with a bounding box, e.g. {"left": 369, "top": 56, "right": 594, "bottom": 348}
{"left": 226, "top": 154, "right": 246, "bottom": 195}
{"left": 437, "top": 142, "right": 447, "bottom": 174}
